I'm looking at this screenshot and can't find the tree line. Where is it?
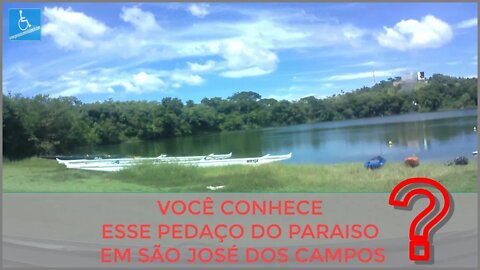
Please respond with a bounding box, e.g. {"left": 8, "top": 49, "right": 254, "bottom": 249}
{"left": 3, "top": 74, "right": 477, "bottom": 159}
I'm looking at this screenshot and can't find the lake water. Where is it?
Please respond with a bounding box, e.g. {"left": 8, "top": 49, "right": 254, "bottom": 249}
{"left": 89, "top": 109, "right": 478, "bottom": 164}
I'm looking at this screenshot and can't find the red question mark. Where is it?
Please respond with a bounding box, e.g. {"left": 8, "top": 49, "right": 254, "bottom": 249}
{"left": 389, "top": 177, "right": 451, "bottom": 262}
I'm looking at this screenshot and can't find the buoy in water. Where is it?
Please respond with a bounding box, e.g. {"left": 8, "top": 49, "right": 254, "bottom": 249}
{"left": 388, "top": 140, "right": 393, "bottom": 147}
{"left": 404, "top": 156, "right": 419, "bottom": 168}
{"left": 474, "top": 126, "right": 477, "bottom": 132}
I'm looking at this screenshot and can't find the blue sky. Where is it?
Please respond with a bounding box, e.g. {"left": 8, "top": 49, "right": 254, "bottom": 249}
{"left": 2, "top": 2, "right": 478, "bottom": 103}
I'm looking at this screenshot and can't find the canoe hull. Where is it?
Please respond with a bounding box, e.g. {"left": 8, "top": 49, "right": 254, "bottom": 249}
{"left": 58, "top": 153, "right": 232, "bottom": 166}
{"left": 63, "top": 153, "right": 292, "bottom": 172}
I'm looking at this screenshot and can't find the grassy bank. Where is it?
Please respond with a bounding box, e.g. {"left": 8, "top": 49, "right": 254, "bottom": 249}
{"left": 2, "top": 158, "right": 477, "bottom": 193}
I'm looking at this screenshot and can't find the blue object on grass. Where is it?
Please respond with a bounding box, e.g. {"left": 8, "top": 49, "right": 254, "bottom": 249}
{"left": 364, "top": 156, "right": 386, "bottom": 169}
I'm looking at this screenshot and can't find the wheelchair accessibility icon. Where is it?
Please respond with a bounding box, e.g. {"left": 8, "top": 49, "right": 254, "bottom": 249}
{"left": 9, "top": 8, "right": 41, "bottom": 40}
{"left": 18, "top": 10, "right": 32, "bottom": 31}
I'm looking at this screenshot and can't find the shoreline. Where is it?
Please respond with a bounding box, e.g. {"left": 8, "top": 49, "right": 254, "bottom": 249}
{"left": 3, "top": 158, "right": 477, "bottom": 193}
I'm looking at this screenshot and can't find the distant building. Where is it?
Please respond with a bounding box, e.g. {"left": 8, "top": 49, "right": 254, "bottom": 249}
{"left": 417, "top": 72, "right": 426, "bottom": 81}
{"left": 393, "top": 71, "right": 428, "bottom": 89}
{"left": 398, "top": 72, "right": 427, "bottom": 82}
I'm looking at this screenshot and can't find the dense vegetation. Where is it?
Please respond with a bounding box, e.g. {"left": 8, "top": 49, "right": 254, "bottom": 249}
{"left": 3, "top": 74, "right": 477, "bottom": 159}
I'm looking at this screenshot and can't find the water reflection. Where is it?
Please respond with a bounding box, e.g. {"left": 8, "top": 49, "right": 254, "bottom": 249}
{"left": 83, "top": 109, "right": 477, "bottom": 164}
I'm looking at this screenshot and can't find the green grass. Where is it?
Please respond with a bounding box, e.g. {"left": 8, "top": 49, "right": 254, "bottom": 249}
{"left": 2, "top": 158, "right": 477, "bottom": 193}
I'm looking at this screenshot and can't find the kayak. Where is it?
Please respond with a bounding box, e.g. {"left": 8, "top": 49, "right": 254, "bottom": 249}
{"left": 364, "top": 156, "right": 386, "bottom": 169}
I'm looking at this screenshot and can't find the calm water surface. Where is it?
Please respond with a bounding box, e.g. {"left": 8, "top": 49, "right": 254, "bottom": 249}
{"left": 86, "top": 109, "right": 477, "bottom": 164}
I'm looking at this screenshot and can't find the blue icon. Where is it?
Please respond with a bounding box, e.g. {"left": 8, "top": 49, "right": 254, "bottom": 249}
{"left": 9, "top": 8, "right": 41, "bottom": 40}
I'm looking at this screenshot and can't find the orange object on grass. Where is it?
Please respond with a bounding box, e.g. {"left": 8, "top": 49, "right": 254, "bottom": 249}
{"left": 404, "top": 156, "right": 419, "bottom": 167}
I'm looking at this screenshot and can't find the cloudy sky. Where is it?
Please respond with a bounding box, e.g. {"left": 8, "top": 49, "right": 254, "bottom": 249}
{"left": 2, "top": 2, "right": 478, "bottom": 102}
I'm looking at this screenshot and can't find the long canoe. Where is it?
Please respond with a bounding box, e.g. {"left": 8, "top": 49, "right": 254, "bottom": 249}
{"left": 57, "top": 153, "right": 232, "bottom": 166}
{"left": 42, "top": 155, "right": 124, "bottom": 160}
{"left": 63, "top": 153, "right": 292, "bottom": 172}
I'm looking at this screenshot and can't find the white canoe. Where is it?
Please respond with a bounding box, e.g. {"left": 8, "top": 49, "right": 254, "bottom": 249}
{"left": 57, "top": 153, "right": 232, "bottom": 167}
{"left": 64, "top": 153, "right": 292, "bottom": 172}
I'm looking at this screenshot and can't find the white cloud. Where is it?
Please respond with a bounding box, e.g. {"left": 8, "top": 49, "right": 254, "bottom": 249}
{"left": 447, "top": 61, "right": 460, "bottom": 66}
{"left": 44, "top": 6, "right": 165, "bottom": 58}
{"left": 132, "top": 72, "right": 166, "bottom": 92}
{"left": 219, "top": 40, "right": 279, "bottom": 78}
{"left": 51, "top": 69, "right": 118, "bottom": 96}
{"left": 236, "top": 19, "right": 312, "bottom": 49}
{"left": 41, "top": 6, "right": 371, "bottom": 82}
{"left": 31, "top": 6, "right": 388, "bottom": 97}
{"left": 221, "top": 67, "right": 273, "bottom": 78}
{"left": 347, "top": 61, "right": 378, "bottom": 67}
{"left": 14, "top": 66, "right": 30, "bottom": 78}
{"left": 48, "top": 68, "right": 171, "bottom": 96}
{"left": 85, "top": 82, "right": 115, "bottom": 94}
{"left": 38, "top": 66, "right": 207, "bottom": 97}
{"left": 457, "top": 18, "right": 477, "bottom": 29}
{"left": 53, "top": 83, "right": 114, "bottom": 97}
{"left": 43, "top": 7, "right": 108, "bottom": 50}
{"left": 377, "top": 15, "right": 453, "bottom": 51}
{"left": 188, "top": 60, "right": 216, "bottom": 72}
{"left": 325, "top": 68, "right": 407, "bottom": 81}
{"left": 340, "top": 24, "right": 365, "bottom": 46}
{"left": 54, "top": 88, "right": 84, "bottom": 96}
{"left": 173, "top": 19, "right": 366, "bottom": 78}
{"left": 170, "top": 72, "right": 204, "bottom": 86}
{"left": 188, "top": 4, "right": 210, "bottom": 18}
{"left": 4, "top": 63, "right": 33, "bottom": 80}
{"left": 119, "top": 81, "right": 135, "bottom": 92}
{"left": 120, "top": 6, "right": 161, "bottom": 32}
